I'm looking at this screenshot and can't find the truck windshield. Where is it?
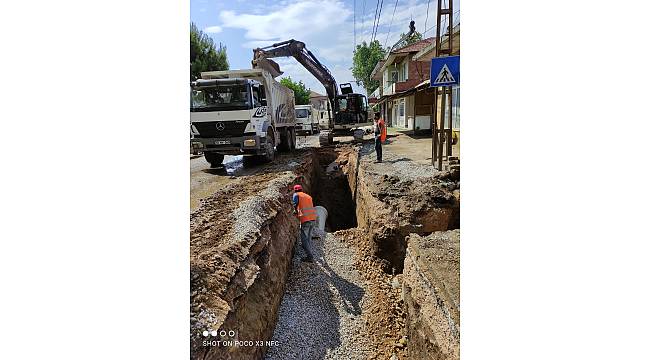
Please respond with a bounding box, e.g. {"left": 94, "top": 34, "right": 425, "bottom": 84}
{"left": 191, "top": 84, "right": 251, "bottom": 112}
{"left": 295, "top": 109, "right": 309, "bottom": 118}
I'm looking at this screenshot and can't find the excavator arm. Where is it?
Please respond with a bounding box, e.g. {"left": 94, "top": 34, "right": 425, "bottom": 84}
{"left": 252, "top": 40, "right": 338, "bottom": 105}
{"left": 253, "top": 39, "right": 371, "bottom": 146}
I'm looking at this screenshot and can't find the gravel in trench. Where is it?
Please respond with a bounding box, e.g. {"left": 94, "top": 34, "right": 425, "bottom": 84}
{"left": 265, "top": 231, "right": 372, "bottom": 360}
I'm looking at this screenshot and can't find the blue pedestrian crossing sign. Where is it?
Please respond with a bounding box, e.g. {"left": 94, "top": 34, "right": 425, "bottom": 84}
{"left": 430, "top": 56, "right": 460, "bottom": 87}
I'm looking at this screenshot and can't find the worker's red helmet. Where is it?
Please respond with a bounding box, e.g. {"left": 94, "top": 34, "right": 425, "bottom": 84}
{"left": 293, "top": 184, "right": 303, "bottom": 191}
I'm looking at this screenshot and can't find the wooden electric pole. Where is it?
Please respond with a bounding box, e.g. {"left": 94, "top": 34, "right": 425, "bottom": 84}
{"left": 432, "top": 0, "right": 454, "bottom": 170}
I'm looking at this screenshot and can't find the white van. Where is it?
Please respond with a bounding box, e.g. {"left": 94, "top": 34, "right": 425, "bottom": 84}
{"left": 318, "top": 109, "right": 330, "bottom": 130}
{"left": 294, "top": 105, "right": 319, "bottom": 135}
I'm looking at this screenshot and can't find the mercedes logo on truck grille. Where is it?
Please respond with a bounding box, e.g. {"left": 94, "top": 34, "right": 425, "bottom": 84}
{"left": 215, "top": 122, "right": 225, "bottom": 131}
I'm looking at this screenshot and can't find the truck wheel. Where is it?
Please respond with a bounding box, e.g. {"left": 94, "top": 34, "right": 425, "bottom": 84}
{"left": 204, "top": 152, "right": 224, "bottom": 168}
{"left": 261, "top": 132, "right": 276, "bottom": 162}
{"left": 277, "top": 128, "right": 290, "bottom": 153}
{"left": 289, "top": 128, "right": 296, "bottom": 151}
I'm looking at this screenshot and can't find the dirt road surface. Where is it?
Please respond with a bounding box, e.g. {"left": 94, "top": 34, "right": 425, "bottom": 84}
{"left": 190, "top": 133, "right": 367, "bottom": 211}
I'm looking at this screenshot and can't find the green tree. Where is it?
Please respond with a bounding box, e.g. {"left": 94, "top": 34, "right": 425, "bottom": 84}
{"left": 351, "top": 40, "right": 386, "bottom": 95}
{"left": 280, "top": 77, "right": 311, "bottom": 105}
{"left": 190, "top": 22, "right": 228, "bottom": 80}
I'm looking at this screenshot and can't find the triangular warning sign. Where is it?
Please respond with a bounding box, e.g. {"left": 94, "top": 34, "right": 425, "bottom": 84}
{"left": 433, "top": 64, "right": 456, "bottom": 85}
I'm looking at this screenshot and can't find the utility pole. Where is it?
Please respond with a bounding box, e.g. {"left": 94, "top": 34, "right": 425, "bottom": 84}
{"left": 432, "top": 0, "right": 454, "bottom": 169}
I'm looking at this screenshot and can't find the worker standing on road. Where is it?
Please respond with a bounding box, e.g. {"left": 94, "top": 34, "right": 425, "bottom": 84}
{"left": 373, "top": 112, "right": 386, "bottom": 163}
{"left": 292, "top": 184, "right": 317, "bottom": 263}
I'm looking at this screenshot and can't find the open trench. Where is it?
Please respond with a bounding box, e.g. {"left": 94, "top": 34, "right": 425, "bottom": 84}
{"left": 190, "top": 143, "right": 460, "bottom": 360}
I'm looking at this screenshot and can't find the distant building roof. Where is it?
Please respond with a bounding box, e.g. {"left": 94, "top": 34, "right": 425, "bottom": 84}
{"left": 413, "top": 24, "right": 460, "bottom": 61}
{"left": 393, "top": 38, "right": 434, "bottom": 54}
{"left": 309, "top": 90, "right": 326, "bottom": 98}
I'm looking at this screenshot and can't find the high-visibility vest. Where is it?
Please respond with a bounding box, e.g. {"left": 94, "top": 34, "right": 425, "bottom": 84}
{"left": 379, "top": 118, "right": 387, "bottom": 143}
{"left": 296, "top": 192, "right": 317, "bottom": 223}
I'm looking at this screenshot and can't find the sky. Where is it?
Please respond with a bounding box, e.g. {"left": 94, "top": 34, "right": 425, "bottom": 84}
{"left": 190, "top": 0, "right": 460, "bottom": 96}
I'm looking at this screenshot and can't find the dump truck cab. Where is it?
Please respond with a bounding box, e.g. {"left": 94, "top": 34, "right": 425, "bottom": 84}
{"left": 190, "top": 69, "right": 296, "bottom": 167}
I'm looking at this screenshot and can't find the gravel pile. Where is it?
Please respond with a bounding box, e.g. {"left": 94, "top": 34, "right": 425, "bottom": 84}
{"left": 360, "top": 142, "right": 437, "bottom": 181}
{"left": 265, "top": 232, "right": 372, "bottom": 360}
{"left": 230, "top": 174, "right": 294, "bottom": 244}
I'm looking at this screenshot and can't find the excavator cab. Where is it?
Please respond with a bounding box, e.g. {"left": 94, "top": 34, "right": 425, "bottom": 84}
{"left": 334, "top": 93, "right": 368, "bottom": 125}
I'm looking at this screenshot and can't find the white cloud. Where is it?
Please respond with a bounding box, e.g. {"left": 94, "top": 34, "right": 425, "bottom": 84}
{"left": 204, "top": 25, "right": 222, "bottom": 33}
{"left": 217, "top": 0, "right": 362, "bottom": 92}
{"left": 219, "top": 1, "right": 350, "bottom": 41}
{"left": 213, "top": 0, "right": 459, "bottom": 96}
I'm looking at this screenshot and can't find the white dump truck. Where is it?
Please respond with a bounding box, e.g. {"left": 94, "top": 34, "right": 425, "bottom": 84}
{"left": 294, "top": 104, "right": 319, "bottom": 135}
{"left": 190, "top": 69, "right": 297, "bottom": 167}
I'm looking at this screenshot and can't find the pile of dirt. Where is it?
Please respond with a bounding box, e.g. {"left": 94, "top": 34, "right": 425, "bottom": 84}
{"left": 338, "top": 143, "right": 460, "bottom": 274}
{"left": 360, "top": 164, "right": 460, "bottom": 234}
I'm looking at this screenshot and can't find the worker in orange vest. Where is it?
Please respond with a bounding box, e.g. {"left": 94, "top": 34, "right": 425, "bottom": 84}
{"left": 374, "top": 112, "right": 386, "bottom": 163}
{"left": 292, "top": 184, "right": 317, "bottom": 262}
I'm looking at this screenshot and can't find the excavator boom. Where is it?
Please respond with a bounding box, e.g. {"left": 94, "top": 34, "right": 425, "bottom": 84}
{"left": 252, "top": 40, "right": 338, "bottom": 104}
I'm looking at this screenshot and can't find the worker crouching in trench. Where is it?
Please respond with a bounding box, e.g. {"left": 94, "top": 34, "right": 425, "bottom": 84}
{"left": 292, "top": 184, "right": 317, "bottom": 263}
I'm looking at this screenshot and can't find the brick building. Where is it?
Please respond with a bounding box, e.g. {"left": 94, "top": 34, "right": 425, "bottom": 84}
{"left": 370, "top": 38, "right": 433, "bottom": 130}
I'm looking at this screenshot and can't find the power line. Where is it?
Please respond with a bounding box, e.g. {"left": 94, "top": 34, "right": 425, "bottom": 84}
{"left": 376, "top": 0, "right": 385, "bottom": 41}
{"left": 384, "top": 0, "right": 399, "bottom": 50}
{"left": 371, "top": 0, "right": 385, "bottom": 43}
{"left": 422, "top": 9, "right": 459, "bottom": 35}
{"left": 423, "top": 0, "right": 431, "bottom": 37}
{"left": 370, "top": 0, "right": 380, "bottom": 43}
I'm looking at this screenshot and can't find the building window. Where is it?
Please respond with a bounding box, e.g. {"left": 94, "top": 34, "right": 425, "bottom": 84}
{"left": 391, "top": 71, "right": 398, "bottom": 83}
{"left": 399, "top": 99, "right": 405, "bottom": 117}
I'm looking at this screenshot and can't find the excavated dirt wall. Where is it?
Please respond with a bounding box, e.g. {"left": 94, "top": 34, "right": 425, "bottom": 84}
{"left": 403, "top": 231, "right": 460, "bottom": 360}
{"left": 190, "top": 152, "right": 318, "bottom": 360}
{"left": 343, "top": 145, "right": 459, "bottom": 274}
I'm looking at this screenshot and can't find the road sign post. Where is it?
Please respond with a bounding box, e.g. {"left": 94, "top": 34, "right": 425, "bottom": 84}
{"left": 430, "top": 56, "right": 459, "bottom": 169}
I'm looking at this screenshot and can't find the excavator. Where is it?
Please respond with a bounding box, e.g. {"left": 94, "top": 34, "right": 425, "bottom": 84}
{"left": 252, "top": 40, "right": 372, "bottom": 146}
